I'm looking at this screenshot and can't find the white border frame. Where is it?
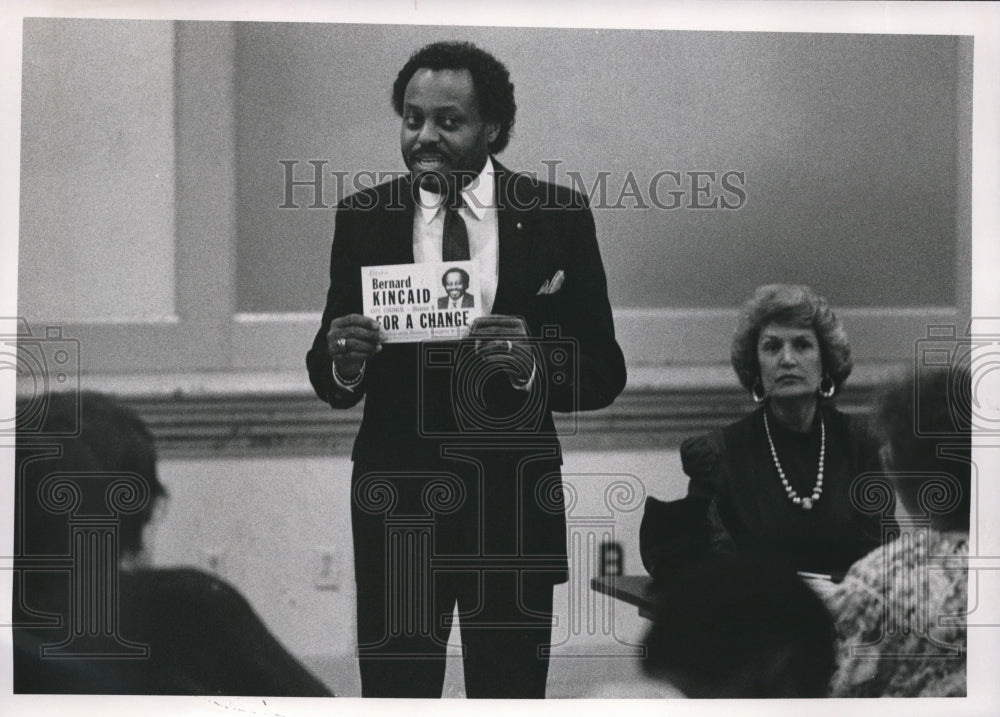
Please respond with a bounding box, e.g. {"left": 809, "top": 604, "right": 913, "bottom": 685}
{"left": 3, "top": 3, "right": 999, "bottom": 717}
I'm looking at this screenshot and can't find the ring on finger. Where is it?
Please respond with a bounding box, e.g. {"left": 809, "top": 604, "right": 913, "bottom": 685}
{"left": 336, "top": 337, "right": 347, "bottom": 351}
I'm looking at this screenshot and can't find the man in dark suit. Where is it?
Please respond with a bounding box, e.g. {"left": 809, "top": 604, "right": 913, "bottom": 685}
{"left": 307, "top": 41, "right": 626, "bottom": 698}
{"left": 437, "top": 267, "right": 475, "bottom": 309}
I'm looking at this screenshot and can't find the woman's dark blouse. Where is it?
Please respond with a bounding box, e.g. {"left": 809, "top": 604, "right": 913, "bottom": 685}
{"left": 681, "top": 405, "right": 890, "bottom": 575}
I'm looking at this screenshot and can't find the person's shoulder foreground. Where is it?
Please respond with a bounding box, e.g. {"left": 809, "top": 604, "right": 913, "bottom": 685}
{"left": 827, "top": 530, "right": 968, "bottom": 697}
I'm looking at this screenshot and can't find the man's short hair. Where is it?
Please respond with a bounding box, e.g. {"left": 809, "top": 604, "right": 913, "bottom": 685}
{"left": 392, "top": 41, "right": 516, "bottom": 154}
{"left": 442, "top": 267, "right": 470, "bottom": 288}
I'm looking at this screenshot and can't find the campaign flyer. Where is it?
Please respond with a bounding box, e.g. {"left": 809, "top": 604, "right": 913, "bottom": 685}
{"left": 361, "top": 261, "right": 482, "bottom": 342}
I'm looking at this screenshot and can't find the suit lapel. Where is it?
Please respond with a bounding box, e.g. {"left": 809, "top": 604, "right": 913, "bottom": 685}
{"left": 493, "top": 162, "right": 537, "bottom": 315}
{"left": 377, "top": 175, "right": 416, "bottom": 265}
{"left": 381, "top": 164, "right": 543, "bottom": 313}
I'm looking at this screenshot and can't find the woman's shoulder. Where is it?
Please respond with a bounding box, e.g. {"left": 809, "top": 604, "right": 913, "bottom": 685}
{"left": 830, "top": 529, "right": 968, "bottom": 612}
{"left": 680, "top": 410, "right": 760, "bottom": 495}
{"left": 828, "top": 530, "right": 968, "bottom": 696}
{"left": 824, "top": 405, "right": 874, "bottom": 437}
{"left": 823, "top": 405, "right": 881, "bottom": 455}
{"left": 679, "top": 432, "right": 719, "bottom": 470}
{"left": 681, "top": 410, "right": 759, "bottom": 462}
{"left": 680, "top": 428, "right": 725, "bottom": 481}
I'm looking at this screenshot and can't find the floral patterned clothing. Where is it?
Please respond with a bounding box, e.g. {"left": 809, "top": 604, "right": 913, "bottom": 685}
{"left": 827, "top": 529, "right": 967, "bottom": 697}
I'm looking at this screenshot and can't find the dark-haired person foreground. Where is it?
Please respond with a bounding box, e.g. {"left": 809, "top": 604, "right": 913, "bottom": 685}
{"left": 642, "top": 553, "right": 836, "bottom": 698}
{"left": 641, "top": 285, "right": 892, "bottom": 580}
{"left": 306, "top": 41, "right": 625, "bottom": 697}
{"left": 827, "top": 367, "right": 970, "bottom": 696}
{"left": 13, "top": 392, "right": 332, "bottom": 696}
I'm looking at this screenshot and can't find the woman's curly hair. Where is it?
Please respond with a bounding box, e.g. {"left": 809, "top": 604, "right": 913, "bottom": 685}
{"left": 730, "top": 284, "right": 853, "bottom": 395}
{"left": 392, "top": 41, "right": 516, "bottom": 154}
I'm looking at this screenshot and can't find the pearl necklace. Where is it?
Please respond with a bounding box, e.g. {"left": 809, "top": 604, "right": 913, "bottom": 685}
{"left": 763, "top": 412, "right": 825, "bottom": 511}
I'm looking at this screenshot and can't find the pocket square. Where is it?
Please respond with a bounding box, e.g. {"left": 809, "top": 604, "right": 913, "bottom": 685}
{"left": 537, "top": 269, "right": 565, "bottom": 295}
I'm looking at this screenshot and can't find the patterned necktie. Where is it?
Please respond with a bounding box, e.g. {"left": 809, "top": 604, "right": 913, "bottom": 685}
{"left": 442, "top": 202, "right": 470, "bottom": 262}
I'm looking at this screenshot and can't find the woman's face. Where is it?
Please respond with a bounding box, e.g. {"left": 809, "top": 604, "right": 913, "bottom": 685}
{"left": 756, "top": 322, "right": 823, "bottom": 402}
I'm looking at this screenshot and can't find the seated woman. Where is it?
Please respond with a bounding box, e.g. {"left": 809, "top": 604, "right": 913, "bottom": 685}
{"left": 642, "top": 284, "right": 890, "bottom": 580}
{"left": 826, "top": 367, "right": 969, "bottom": 697}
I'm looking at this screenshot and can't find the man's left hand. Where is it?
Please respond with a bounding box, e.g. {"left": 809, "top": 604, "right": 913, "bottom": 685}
{"left": 473, "top": 337, "right": 536, "bottom": 389}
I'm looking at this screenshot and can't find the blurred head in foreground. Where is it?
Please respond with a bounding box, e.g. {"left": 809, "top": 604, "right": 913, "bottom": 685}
{"left": 15, "top": 391, "right": 333, "bottom": 696}
{"left": 16, "top": 390, "right": 167, "bottom": 564}
{"left": 875, "top": 365, "right": 971, "bottom": 529}
{"left": 641, "top": 552, "right": 835, "bottom": 698}
{"left": 825, "top": 366, "right": 972, "bottom": 698}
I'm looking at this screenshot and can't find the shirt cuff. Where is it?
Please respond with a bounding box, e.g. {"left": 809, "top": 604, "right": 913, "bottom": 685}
{"left": 332, "top": 360, "right": 365, "bottom": 392}
{"left": 511, "top": 361, "right": 537, "bottom": 392}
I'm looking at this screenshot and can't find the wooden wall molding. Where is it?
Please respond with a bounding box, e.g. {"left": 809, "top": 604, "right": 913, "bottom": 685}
{"left": 44, "top": 363, "right": 905, "bottom": 458}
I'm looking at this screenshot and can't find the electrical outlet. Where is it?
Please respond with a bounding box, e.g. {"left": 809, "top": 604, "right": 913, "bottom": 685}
{"left": 311, "top": 547, "right": 341, "bottom": 591}
{"left": 599, "top": 541, "right": 623, "bottom": 577}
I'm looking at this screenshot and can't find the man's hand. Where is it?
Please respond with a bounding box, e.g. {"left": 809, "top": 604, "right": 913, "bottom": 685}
{"left": 468, "top": 315, "right": 534, "bottom": 389}
{"left": 327, "top": 314, "right": 383, "bottom": 379}
{"left": 473, "top": 337, "right": 536, "bottom": 388}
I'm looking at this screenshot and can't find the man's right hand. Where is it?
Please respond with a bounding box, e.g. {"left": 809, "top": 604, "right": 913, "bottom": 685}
{"left": 327, "top": 314, "right": 383, "bottom": 379}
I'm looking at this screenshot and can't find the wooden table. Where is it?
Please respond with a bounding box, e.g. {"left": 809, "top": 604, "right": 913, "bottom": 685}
{"left": 591, "top": 571, "right": 842, "bottom": 620}
{"left": 589, "top": 575, "right": 661, "bottom": 619}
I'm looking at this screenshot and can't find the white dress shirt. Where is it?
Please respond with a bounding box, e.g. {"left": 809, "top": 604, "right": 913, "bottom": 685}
{"left": 414, "top": 156, "right": 499, "bottom": 314}
{"left": 333, "top": 158, "right": 500, "bottom": 391}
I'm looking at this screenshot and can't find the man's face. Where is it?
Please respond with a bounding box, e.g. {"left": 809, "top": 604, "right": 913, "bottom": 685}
{"left": 400, "top": 68, "right": 499, "bottom": 194}
{"left": 444, "top": 271, "right": 467, "bottom": 300}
